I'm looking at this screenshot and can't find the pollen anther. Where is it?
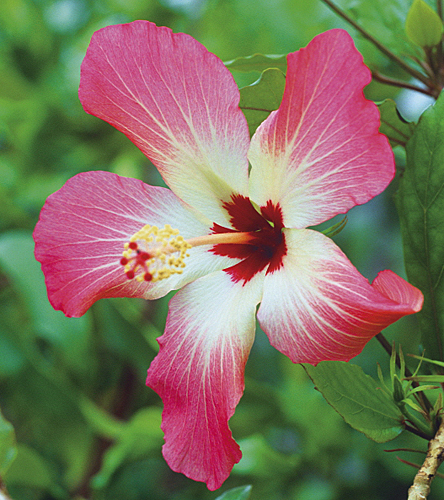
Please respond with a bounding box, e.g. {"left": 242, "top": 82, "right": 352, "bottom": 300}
{"left": 121, "top": 224, "right": 191, "bottom": 283}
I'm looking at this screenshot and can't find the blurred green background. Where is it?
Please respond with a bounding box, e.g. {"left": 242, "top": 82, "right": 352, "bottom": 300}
{"left": 0, "top": 0, "right": 440, "bottom": 498}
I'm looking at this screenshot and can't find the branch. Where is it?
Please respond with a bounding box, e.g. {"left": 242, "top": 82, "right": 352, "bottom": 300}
{"left": 372, "top": 70, "right": 436, "bottom": 97}
{"left": 408, "top": 418, "right": 444, "bottom": 499}
{"left": 319, "top": 0, "right": 433, "bottom": 87}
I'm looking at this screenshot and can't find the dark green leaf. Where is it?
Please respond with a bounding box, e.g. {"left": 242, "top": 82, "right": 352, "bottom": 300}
{"left": 215, "top": 485, "right": 252, "bottom": 500}
{"left": 304, "top": 361, "right": 404, "bottom": 443}
{"left": 225, "top": 53, "right": 286, "bottom": 73}
{"left": 396, "top": 92, "right": 444, "bottom": 363}
{"left": 378, "top": 99, "right": 416, "bottom": 148}
{"left": 239, "top": 68, "right": 286, "bottom": 136}
{"left": 0, "top": 409, "right": 16, "bottom": 476}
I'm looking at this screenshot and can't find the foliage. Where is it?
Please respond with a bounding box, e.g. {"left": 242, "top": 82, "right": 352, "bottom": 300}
{"left": 0, "top": 410, "right": 16, "bottom": 477}
{"left": 239, "top": 69, "right": 286, "bottom": 136}
{"left": 397, "top": 92, "right": 444, "bottom": 365}
{"left": 378, "top": 99, "right": 416, "bottom": 148}
{"left": 304, "top": 362, "right": 404, "bottom": 443}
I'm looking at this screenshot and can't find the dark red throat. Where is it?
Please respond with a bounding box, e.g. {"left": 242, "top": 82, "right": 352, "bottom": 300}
{"left": 211, "top": 195, "right": 287, "bottom": 283}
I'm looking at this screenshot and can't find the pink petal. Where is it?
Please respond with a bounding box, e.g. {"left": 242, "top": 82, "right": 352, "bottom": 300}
{"left": 372, "top": 269, "right": 424, "bottom": 312}
{"left": 33, "top": 171, "right": 235, "bottom": 317}
{"left": 257, "top": 229, "right": 423, "bottom": 364}
{"left": 79, "top": 21, "right": 250, "bottom": 225}
{"left": 248, "top": 29, "right": 394, "bottom": 228}
{"left": 146, "top": 271, "right": 264, "bottom": 490}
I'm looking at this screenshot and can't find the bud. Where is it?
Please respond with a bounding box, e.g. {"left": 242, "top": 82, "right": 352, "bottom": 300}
{"left": 405, "top": 0, "right": 443, "bottom": 48}
{"left": 393, "top": 376, "right": 405, "bottom": 405}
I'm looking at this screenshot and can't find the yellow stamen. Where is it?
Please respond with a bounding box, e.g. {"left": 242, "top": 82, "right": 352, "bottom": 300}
{"left": 121, "top": 224, "right": 254, "bottom": 283}
{"left": 121, "top": 224, "right": 191, "bottom": 283}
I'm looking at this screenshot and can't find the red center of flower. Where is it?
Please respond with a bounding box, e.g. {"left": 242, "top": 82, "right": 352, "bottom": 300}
{"left": 212, "top": 195, "right": 287, "bottom": 283}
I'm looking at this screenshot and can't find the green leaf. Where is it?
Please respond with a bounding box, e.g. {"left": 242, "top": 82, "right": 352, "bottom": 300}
{"left": 378, "top": 99, "right": 416, "bottom": 148}
{"left": 405, "top": 0, "right": 443, "bottom": 48}
{"left": 304, "top": 361, "right": 404, "bottom": 443}
{"left": 396, "top": 92, "right": 444, "bottom": 363}
{"left": 329, "top": 0, "right": 423, "bottom": 61}
{"left": 78, "top": 396, "right": 124, "bottom": 440}
{"left": 321, "top": 216, "right": 348, "bottom": 238}
{"left": 0, "top": 410, "right": 16, "bottom": 476}
{"left": 406, "top": 374, "right": 444, "bottom": 383}
{"left": 225, "top": 53, "right": 287, "bottom": 73}
{"left": 233, "top": 434, "right": 300, "bottom": 478}
{"left": 4, "top": 444, "right": 63, "bottom": 496}
{"left": 409, "top": 354, "right": 444, "bottom": 368}
{"left": 0, "top": 333, "right": 24, "bottom": 377}
{"left": 0, "top": 230, "right": 93, "bottom": 377}
{"left": 215, "top": 485, "right": 252, "bottom": 500}
{"left": 91, "top": 407, "right": 163, "bottom": 490}
{"left": 239, "top": 68, "right": 286, "bottom": 136}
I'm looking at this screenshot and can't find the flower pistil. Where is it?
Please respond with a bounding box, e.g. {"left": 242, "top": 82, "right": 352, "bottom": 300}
{"left": 121, "top": 223, "right": 257, "bottom": 282}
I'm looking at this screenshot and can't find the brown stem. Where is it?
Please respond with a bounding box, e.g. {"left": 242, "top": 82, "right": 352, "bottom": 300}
{"left": 408, "top": 418, "right": 444, "bottom": 499}
{"left": 371, "top": 70, "right": 436, "bottom": 96}
{"left": 319, "top": 0, "right": 433, "bottom": 87}
{"left": 404, "top": 423, "right": 433, "bottom": 440}
{"left": 384, "top": 448, "right": 427, "bottom": 454}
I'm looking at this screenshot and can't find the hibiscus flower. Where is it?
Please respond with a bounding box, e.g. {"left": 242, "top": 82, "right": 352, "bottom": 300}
{"left": 33, "top": 21, "right": 423, "bottom": 490}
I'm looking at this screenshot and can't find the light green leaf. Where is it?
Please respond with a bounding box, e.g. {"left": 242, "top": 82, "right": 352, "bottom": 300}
{"left": 378, "top": 99, "right": 416, "bottom": 148}
{"left": 78, "top": 396, "right": 124, "bottom": 440}
{"left": 396, "top": 92, "right": 444, "bottom": 363}
{"left": 215, "top": 485, "right": 252, "bottom": 500}
{"left": 225, "top": 53, "right": 286, "bottom": 73}
{"left": 304, "top": 361, "right": 404, "bottom": 443}
{"left": 233, "top": 434, "right": 300, "bottom": 478}
{"left": 405, "top": 0, "right": 443, "bottom": 48}
{"left": 0, "top": 410, "right": 16, "bottom": 476}
{"left": 239, "top": 68, "right": 286, "bottom": 136}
